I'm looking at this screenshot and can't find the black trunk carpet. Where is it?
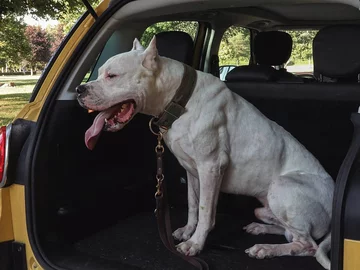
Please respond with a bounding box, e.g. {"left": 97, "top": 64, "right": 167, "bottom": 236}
{"left": 74, "top": 209, "right": 325, "bottom": 270}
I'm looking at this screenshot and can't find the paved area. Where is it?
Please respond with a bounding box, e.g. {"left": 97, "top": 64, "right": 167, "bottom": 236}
{"left": 0, "top": 75, "right": 41, "bottom": 81}
{"left": 286, "top": 64, "right": 313, "bottom": 73}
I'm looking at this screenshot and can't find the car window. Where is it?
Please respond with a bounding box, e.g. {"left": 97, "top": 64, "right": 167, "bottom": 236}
{"left": 283, "top": 30, "right": 318, "bottom": 77}
{"left": 218, "top": 26, "right": 251, "bottom": 80}
{"left": 82, "top": 52, "right": 101, "bottom": 83}
{"left": 140, "top": 21, "right": 198, "bottom": 47}
{"left": 82, "top": 21, "right": 199, "bottom": 85}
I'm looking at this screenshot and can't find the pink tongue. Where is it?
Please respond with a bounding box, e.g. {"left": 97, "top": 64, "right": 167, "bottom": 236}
{"left": 85, "top": 111, "right": 109, "bottom": 150}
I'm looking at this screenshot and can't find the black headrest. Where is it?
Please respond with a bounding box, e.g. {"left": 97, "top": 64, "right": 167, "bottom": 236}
{"left": 313, "top": 25, "right": 360, "bottom": 79}
{"left": 254, "top": 31, "right": 292, "bottom": 66}
{"left": 155, "top": 31, "right": 194, "bottom": 65}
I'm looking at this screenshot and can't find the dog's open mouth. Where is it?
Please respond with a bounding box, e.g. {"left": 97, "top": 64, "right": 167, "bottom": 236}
{"left": 104, "top": 100, "right": 136, "bottom": 130}
{"left": 85, "top": 99, "right": 136, "bottom": 150}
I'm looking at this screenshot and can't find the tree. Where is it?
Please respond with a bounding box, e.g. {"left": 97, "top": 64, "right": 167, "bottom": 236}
{"left": 47, "top": 24, "right": 66, "bottom": 56}
{"left": 25, "top": 26, "right": 52, "bottom": 75}
{"left": 0, "top": 0, "right": 98, "bottom": 20}
{"left": 140, "top": 21, "right": 198, "bottom": 47}
{"left": 286, "top": 30, "right": 317, "bottom": 65}
{"left": 58, "top": 0, "right": 102, "bottom": 33}
{"left": 219, "top": 26, "right": 250, "bottom": 66}
{"left": 0, "top": 16, "right": 30, "bottom": 72}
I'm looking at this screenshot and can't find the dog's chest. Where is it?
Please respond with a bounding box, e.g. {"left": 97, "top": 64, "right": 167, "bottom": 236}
{"left": 163, "top": 127, "right": 198, "bottom": 177}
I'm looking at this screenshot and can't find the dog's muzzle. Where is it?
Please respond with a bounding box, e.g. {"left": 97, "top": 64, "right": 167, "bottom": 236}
{"left": 76, "top": 84, "right": 87, "bottom": 95}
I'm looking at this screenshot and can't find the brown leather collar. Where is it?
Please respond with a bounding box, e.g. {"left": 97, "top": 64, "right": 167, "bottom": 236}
{"left": 153, "top": 63, "right": 197, "bottom": 129}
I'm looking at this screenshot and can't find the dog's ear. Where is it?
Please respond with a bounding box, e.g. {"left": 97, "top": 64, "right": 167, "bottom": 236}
{"left": 132, "top": 38, "right": 144, "bottom": 51}
{"left": 142, "top": 36, "right": 159, "bottom": 71}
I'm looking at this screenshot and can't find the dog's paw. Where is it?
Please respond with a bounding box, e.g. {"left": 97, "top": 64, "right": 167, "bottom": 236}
{"left": 245, "top": 244, "right": 275, "bottom": 259}
{"left": 243, "top": 222, "right": 267, "bottom": 235}
{"left": 176, "top": 240, "right": 202, "bottom": 256}
{"left": 173, "top": 225, "right": 195, "bottom": 241}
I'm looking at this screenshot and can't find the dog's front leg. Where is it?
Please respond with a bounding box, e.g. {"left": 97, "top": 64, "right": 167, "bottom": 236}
{"left": 173, "top": 172, "right": 200, "bottom": 241}
{"left": 176, "top": 161, "right": 225, "bottom": 256}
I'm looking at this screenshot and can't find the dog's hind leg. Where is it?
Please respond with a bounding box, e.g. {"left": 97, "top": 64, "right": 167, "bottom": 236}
{"left": 245, "top": 239, "right": 317, "bottom": 259}
{"left": 245, "top": 172, "right": 332, "bottom": 265}
{"left": 243, "top": 222, "right": 285, "bottom": 236}
{"left": 244, "top": 207, "right": 286, "bottom": 236}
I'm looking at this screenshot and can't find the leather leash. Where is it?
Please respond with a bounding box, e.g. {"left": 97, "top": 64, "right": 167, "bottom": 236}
{"left": 151, "top": 130, "right": 209, "bottom": 270}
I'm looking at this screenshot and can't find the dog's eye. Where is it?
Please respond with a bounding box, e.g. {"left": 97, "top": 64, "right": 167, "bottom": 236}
{"left": 107, "top": 73, "right": 117, "bottom": 79}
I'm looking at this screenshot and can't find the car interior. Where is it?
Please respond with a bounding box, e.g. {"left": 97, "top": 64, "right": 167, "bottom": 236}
{"left": 28, "top": 0, "right": 360, "bottom": 269}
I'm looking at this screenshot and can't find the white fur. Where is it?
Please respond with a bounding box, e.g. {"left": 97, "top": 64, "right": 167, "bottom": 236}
{"left": 77, "top": 37, "right": 334, "bottom": 269}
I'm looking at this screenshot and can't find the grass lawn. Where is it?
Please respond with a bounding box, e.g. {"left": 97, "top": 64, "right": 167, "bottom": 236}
{"left": 0, "top": 76, "right": 37, "bottom": 126}
{"left": 9, "top": 79, "right": 38, "bottom": 87}
{"left": 0, "top": 73, "right": 88, "bottom": 126}
{"left": 0, "top": 78, "right": 38, "bottom": 94}
{"left": 0, "top": 93, "right": 31, "bottom": 126}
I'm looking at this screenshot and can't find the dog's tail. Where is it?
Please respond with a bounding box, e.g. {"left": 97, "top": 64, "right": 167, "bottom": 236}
{"left": 315, "top": 232, "right": 331, "bottom": 270}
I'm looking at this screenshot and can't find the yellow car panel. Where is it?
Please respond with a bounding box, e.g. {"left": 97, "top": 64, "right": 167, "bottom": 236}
{"left": 344, "top": 239, "right": 360, "bottom": 270}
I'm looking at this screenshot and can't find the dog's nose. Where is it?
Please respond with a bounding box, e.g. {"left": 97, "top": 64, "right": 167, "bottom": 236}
{"left": 76, "top": 84, "right": 87, "bottom": 94}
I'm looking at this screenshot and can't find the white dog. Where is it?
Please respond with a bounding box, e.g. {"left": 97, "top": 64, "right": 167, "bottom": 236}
{"left": 76, "top": 36, "right": 334, "bottom": 269}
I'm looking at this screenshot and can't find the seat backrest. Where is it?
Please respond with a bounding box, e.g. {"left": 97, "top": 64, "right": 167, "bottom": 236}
{"left": 313, "top": 25, "right": 360, "bottom": 83}
{"left": 224, "top": 26, "right": 360, "bottom": 179}
{"left": 226, "top": 31, "right": 302, "bottom": 83}
{"left": 155, "top": 31, "right": 194, "bottom": 65}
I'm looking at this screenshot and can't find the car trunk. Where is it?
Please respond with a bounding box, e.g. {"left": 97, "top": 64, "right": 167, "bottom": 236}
{"left": 30, "top": 82, "right": 357, "bottom": 269}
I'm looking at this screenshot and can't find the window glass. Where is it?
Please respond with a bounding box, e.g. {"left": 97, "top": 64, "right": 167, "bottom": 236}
{"left": 218, "top": 26, "right": 250, "bottom": 80}
{"left": 283, "top": 30, "right": 318, "bottom": 75}
{"left": 219, "top": 26, "right": 251, "bottom": 66}
{"left": 140, "top": 21, "right": 198, "bottom": 47}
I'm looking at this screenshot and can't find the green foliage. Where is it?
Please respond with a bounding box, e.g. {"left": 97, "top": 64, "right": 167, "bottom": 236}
{"left": 0, "top": 0, "right": 97, "bottom": 20}
{"left": 286, "top": 30, "right": 317, "bottom": 65}
{"left": 0, "top": 0, "right": 101, "bottom": 71}
{"left": 46, "top": 24, "right": 66, "bottom": 55}
{"left": 219, "top": 26, "right": 251, "bottom": 66}
{"left": 0, "top": 16, "right": 31, "bottom": 70}
{"left": 58, "top": 0, "right": 102, "bottom": 34}
{"left": 140, "top": 21, "right": 198, "bottom": 47}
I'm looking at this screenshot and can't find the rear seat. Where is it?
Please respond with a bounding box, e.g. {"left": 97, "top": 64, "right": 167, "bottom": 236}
{"left": 226, "top": 25, "right": 360, "bottom": 179}
{"left": 226, "top": 31, "right": 302, "bottom": 83}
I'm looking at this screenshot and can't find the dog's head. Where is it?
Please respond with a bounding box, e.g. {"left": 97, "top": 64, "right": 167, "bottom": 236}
{"left": 76, "top": 37, "right": 161, "bottom": 150}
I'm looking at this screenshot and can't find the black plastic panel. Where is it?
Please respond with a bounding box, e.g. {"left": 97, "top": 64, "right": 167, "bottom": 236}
{"left": 12, "top": 242, "right": 26, "bottom": 270}
{"left": 0, "top": 241, "right": 13, "bottom": 270}
{"left": 7, "top": 119, "right": 36, "bottom": 186}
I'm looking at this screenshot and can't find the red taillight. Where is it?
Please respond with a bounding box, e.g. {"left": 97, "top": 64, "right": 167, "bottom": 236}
{"left": 0, "top": 126, "right": 6, "bottom": 183}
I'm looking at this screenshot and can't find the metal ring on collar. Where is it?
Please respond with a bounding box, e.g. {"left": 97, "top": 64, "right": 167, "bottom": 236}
{"left": 149, "top": 117, "right": 161, "bottom": 136}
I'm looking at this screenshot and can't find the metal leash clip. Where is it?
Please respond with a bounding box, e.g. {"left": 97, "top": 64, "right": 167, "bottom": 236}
{"left": 149, "top": 117, "right": 165, "bottom": 198}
